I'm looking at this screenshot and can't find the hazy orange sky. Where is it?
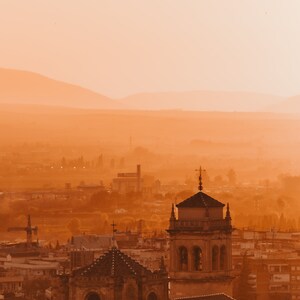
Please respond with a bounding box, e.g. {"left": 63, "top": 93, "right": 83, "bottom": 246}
{"left": 1, "top": 1, "right": 300, "bottom": 98}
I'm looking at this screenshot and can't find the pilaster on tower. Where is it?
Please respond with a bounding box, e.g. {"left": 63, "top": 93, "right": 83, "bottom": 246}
{"left": 169, "top": 203, "right": 176, "bottom": 230}
{"left": 225, "top": 203, "right": 231, "bottom": 220}
{"left": 225, "top": 202, "right": 232, "bottom": 230}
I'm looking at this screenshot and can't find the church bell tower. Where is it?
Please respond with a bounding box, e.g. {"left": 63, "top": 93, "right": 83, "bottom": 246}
{"left": 167, "top": 168, "right": 234, "bottom": 299}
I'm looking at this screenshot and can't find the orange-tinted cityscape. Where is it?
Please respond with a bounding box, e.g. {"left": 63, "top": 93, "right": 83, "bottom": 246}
{"left": 1, "top": 1, "right": 300, "bottom": 300}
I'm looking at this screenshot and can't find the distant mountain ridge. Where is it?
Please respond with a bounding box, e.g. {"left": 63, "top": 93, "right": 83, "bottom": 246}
{"left": 0, "top": 68, "right": 298, "bottom": 113}
{"left": 270, "top": 96, "right": 300, "bottom": 114}
{"left": 119, "top": 91, "right": 284, "bottom": 112}
{"left": 0, "top": 68, "right": 123, "bottom": 109}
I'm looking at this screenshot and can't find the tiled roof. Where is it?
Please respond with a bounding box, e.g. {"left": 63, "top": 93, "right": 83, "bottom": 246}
{"left": 73, "top": 247, "right": 153, "bottom": 278}
{"left": 177, "top": 192, "right": 225, "bottom": 208}
{"left": 71, "top": 234, "right": 113, "bottom": 250}
{"left": 175, "top": 293, "right": 236, "bottom": 300}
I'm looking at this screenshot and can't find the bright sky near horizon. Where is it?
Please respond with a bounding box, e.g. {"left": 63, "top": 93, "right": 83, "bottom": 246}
{"left": 1, "top": 0, "right": 300, "bottom": 98}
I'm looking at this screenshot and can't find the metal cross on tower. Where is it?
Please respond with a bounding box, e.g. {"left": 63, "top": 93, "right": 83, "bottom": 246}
{"left": 195, "top": 166, "right": 204, "bottom": 191}
{"left": 111, "top": 220, "right": 117, "bottom": 237}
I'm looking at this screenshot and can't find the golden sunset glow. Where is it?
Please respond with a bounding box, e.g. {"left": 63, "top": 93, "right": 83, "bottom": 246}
{"left": 0, "top": 2, "right": 300, "bottom": 300}
{"left": 1, "top": 1, "right": 300, "bottom": 98}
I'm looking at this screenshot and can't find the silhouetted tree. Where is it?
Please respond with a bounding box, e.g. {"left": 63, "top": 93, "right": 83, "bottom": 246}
{"left": 55, "top": 240, "right": 60, "bottom": 250}
{"left": 67, "top": 218, "right": 81, "bottom": 235}
{"left": 227, "top": 169, "right": 236, "bottom": 185}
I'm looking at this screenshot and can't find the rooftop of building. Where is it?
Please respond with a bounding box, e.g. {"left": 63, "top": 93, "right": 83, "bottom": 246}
{"left": 70, "top": 234, "right": 114, "bottom": 250}
{"left": 176, "top": 191, "right": 225, "bottom": 208}
{"left": 175, "top": 293, "right": 236, "bottom": 300}
{"left": 73, "top": 247, "right": 157, "bottom": 278}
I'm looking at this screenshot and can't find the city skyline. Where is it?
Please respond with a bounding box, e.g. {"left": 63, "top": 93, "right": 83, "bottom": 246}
{"left": 1, "top": 2, "right": 300, "bottom": 299}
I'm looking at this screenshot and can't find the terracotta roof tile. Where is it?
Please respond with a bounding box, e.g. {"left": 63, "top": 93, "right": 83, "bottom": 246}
{"left": 73, "top": 247, "right": 153, "bottom": 278}
{"left": 176, "top": 192, "right": 224, "bottom": 208}
{"left": 175, "top": 293, "right": 236, "bottom": 300}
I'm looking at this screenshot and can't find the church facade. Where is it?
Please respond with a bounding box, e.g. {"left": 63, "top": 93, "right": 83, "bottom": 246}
{"left": 66, "top": 247, "right": 168, "bottom": 300}
{"left": 53, "top": 170, "right": 235, "bottom": 300}
{"left": 167, "top": 179, "right": 234, "bottom": 299}
{"left": 55, "top": 247, "right": 168, "bottom": 300}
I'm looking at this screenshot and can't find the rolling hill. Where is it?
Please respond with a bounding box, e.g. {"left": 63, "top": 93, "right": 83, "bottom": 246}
{"left": 0, "top": 68, "right": 123, "bottom": 109}
{"left": 119, "top": 91, "right": 284, "bottom": 112}
{"left": 1, "top": 68, "right": 299, "bottom": 113}
{"left": 270, "top": 96, "right": 300, "bottom": 114}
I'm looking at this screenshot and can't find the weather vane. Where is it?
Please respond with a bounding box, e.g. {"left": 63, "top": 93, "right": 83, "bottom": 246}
{"left": 111, "top": 221, "right": 117, "bottom": 237}
{"left": 195, "top": 166, "right": 204, "bottom": 191}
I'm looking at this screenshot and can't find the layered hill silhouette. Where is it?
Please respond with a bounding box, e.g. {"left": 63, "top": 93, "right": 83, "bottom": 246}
{"left": 0, "top": 68, "right": 299, "bottom": 113}
{"left": 0, "top": 68, "right": 123, "bottom": 109}
{"left": 270, "top": 96, "right": 300, "bottom": 114}
{"left": 120, "top": 91, "right": 284, "bottom": 112}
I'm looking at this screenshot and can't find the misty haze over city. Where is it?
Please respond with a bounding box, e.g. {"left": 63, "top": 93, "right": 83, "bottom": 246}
{"left": 0, "top": 1, "right": 300, "bottom": 300}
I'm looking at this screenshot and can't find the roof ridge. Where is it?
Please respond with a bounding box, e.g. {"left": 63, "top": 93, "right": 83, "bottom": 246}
{"left": 118, "top": 251, "right": 137, "bottom": 276}
{"left": 199, "top": 191, "right": 208, "bottom": 207}
{"left": 175, "top": 293, "right": 236, "bottom": 300}
{"left": 176, "top": 191, "right": 225, "bottom": 208}
{"left": 119, "top": 250, "right": 153, "bottom": 274}
{"left": 76, "top": 247, "right": 154, "bottom": 278}
{"left": 111, "top": 248, "right": 115, "bottom": 276}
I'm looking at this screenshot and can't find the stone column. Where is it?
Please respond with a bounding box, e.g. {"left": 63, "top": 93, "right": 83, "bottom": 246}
{"left": 206, "top": 238, "right": 212, "bottom": 272}
{"left": 226, "top": 234, "right": 232, "bottom": 272}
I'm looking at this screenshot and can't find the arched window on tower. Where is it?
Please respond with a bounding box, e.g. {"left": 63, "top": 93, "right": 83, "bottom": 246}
{"left": 220, "top": 245, "right": 227, "bottom": 270}
{"left": 147, "top": 292, "right": 158, "bottom": 300}
{"left": 178, "top": 246, "right": 188, "bottom": 271}
{"left": 85, "top": 292, "right": 101, "bottom": 300}
{"left": 193, "top": 246, "right": 202, "bottom": 271}
{"left": 212, "top": 245, "right": 219, "bottom": 271}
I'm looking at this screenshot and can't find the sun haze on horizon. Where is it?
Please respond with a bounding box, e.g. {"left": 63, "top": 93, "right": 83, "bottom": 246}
{"left": 0, "top": 1, "right": 300, "bottom": 99}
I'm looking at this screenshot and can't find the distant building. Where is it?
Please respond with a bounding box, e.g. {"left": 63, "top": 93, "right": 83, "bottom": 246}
{"left": 77, "top": 183, "right": 106, "bottom": 195}
{"left": 114, "top": 231, "right": 139, "bottom": 249}
{"left": 70, "top": 234, "right": 114, "bottom": 250}
{"left": 70, "top": 250, "right": 94, "bottom": 271}
{"left": 233, "top": 251, "right": 300, "bottom": 300}
{"left": 3, "top": 259, "right": 59, "bottom": 277}
{"left": 112, "top": 165, "right": 142, "bottom": 194}
{"left": 0, "top": 268, "right": 23, "bottom": 296}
